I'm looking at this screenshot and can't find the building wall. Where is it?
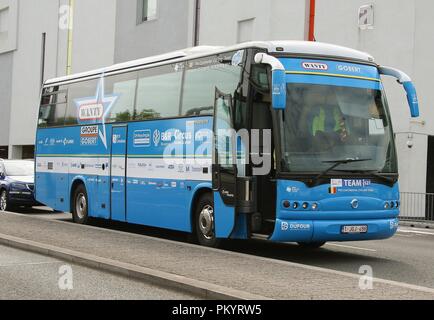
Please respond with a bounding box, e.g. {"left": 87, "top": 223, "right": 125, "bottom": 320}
{"left": 199, "top": 0, "right": 307, "bottom": 45}
{"left": 70, "top": 0, "right": 116, "bottom": 73}
{"left": 315, "top": 0, "right": 431, "bottom": 193}
{"left": 8, "top": 0, "right": 61, "bottom": 158}
{"left": 114, "top": 0, "right": 195, "bottom": 63}
{"left": 0, "top": 51, "right": 12, "bottom": 147}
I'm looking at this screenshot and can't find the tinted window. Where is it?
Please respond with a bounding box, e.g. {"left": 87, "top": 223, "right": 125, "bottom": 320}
{"left": 181, "top": 51, "right": 243, "bottom": 117}
{"left": 64, "top": 78, "right": 100, "bottom": 125}
{"left": 38, "top": 86, "right": 68, "bottom": 128}
{"left": 105, "top": 72, "right": 138, "bottom": 123}
{"left": 136, "top": 65, "right": 182, "bottom": 120}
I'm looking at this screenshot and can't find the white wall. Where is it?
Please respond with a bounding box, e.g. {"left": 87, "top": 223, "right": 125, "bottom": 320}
{"left": 114, "top": 0, "right": 194, "bottom": 63}
{"left": 70, "top": 0, "right": 116, "bottom": 73}
{"left": 199, "top": 0, "right": 307, "bottom": 45}
{"left": 315, "top": 0, "right": 432, "bottom": 193}
{"left": 8, "top": 0, "right": 61, "bottom": 151}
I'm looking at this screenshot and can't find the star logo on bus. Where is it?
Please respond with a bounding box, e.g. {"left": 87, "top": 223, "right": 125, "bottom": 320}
{"left": 74, "top": 76, "right": 118, "bottom": 149}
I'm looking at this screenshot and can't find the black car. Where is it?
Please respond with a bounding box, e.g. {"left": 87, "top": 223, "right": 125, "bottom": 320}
{"left": 0, "top": 159, "right": 38, "bottom": 212}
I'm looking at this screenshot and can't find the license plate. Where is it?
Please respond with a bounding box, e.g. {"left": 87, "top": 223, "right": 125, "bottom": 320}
{"left": 341, "top": 225, "right": 368, "bottom": 234}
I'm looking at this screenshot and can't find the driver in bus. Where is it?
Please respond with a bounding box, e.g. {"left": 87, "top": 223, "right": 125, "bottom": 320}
{"left": 306, "top": 87, "right": 349, "bottom": 149}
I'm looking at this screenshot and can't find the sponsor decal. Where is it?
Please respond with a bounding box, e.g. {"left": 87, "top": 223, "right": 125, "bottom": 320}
{"left": 80, "top": 126, "right": 99, "bottom": 146}
{"left": 74, "top": 76, "right": 119, "bottom": 149}
{"left": 390, "top": 220, "right": 399, "bottom": 230}
{"left": 78, "top": 103, "right": 104, "bottom": 121}
{"left": 302, "top": 62, "right": 329, "bottom": 71}
{"left": 281, "top": 222, "right": 289, "bottom": 231}
{"left": 286, "top": 186, "right": 300, "bottom": 193}
{"left": 134, "top": 130, "right": 151, "bottom": 147}
{"left": 337, "top": 65, "right": 362, "bottom": 74}
{"left": 290, "top": 223, "right": 311, "bottom": 231}
{"left": 330, "top": 179, "right": 373, "bottom": 194}
{"left": 112, "top": 134, "right": 126, "bottom": 144}
{"left": 153, "top": 130, "right": 161, "bottom": 146}
{"left": 231, "top": 50, "right": 244, "bottom": 66}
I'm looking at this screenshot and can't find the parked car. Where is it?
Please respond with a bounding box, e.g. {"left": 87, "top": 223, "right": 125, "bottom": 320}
{"left": 0, "top": 159, "right": 38, "bottom": 212}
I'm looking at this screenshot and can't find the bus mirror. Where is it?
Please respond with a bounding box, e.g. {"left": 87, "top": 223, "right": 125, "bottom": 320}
{"left": 254, "top": 53, "right": 287, "bottom": 110}
{"left": 403, "top": 81, "right": 420, "bottom": 118}
{"left": 379, "top": 66, "right": 420, "bottom": 118}
{"left": 271, "top": 69, "right": 287, "bottom": 110}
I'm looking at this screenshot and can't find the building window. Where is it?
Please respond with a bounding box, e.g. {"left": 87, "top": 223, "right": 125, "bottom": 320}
{"left": 137, "top": 0, "right": 158, "bottom": 24}
{"left": 0, "top": 7, "right": 9, "bottom": 33}
{"left": 237, "top": 18, "right": 255, "bottom": 43}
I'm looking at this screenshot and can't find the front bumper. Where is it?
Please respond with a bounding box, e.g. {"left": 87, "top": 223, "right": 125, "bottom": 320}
{"left": 9, "top": 191, "right": 39, "bottom": 206}
{"left": 271, "top": 218, "right": 399, "bottom": 243}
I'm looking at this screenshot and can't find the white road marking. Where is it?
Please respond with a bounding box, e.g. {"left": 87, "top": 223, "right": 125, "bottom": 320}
{"left": 0, "top": 261, "right": 60, "bottom": 268}
{"left": 394, "top": 233, "right": 413, "bottom": 238}
{"left": 326, "top": 243, "right": 377, "bottom": 252}
{"left": 398, "top": 228, "right": 434, "bottom": 236}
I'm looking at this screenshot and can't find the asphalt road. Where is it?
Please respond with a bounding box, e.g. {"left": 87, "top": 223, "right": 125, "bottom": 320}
{"left": 0, "top": 243, "right": 196, "bottom": 300}
{"left": 12, "top": 207, "right": 434, "bottom": 291}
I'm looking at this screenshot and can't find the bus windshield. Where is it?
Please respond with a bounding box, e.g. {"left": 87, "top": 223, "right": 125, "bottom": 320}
{"left": 281, "top": 83, "right": 397, "bottom": 174}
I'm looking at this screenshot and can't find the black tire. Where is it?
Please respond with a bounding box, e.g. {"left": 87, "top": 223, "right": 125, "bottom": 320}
{"left": 195, "top": 193, "right": 221, "bottom": 248}
{"left": 0, "top": 190, "right": 14, "bottom": 212}
{"left": 298, "top": 242, "right": 326, "bottom": 249}
{"left": 72, "top": 184, "right": 89, "bottom": 224}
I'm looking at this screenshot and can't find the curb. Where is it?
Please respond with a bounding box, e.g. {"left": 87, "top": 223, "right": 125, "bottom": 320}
{"left": 400, "top": 220, "right": 434, "bottom": 229}
{"left": 0, "top": 233, "right": 270, "bottom": 301}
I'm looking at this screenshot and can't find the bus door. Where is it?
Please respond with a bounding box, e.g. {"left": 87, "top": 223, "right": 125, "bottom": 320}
{"left": 212, "top": 90, "right": 237, "bottom": 238}
{"left": 110, "top": 126, "right": 128, "bottom": 222}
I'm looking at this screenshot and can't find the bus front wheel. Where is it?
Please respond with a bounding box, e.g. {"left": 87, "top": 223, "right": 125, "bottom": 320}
{"left": 195, "top": 193, "right": 221, "bottom": 248}
{"left": 72, "top": 184, "right": 89, "bottom": 225}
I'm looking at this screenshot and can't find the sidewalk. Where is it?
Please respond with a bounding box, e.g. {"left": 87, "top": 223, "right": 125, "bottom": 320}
{"left": 400, "top": 220, "right": 434, "bottom": 229}
{"left": 1, "top": 212, "right": 434, "bottom": 300}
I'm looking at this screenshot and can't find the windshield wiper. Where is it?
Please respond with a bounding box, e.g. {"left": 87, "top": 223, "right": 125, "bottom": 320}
{"left": 314, "top": 159, "right": 372, "bottom": 182}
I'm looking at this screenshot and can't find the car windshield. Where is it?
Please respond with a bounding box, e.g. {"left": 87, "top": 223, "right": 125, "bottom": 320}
{"left": 3, "top": 161, "right": 34, "bottom": 176}
{"left": 281, "top": 83, "right": 397, "bottom": 174}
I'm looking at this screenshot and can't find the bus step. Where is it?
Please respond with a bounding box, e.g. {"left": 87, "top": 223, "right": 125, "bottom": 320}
{"left": 251, "top": 233, "right": 270, "bottom": 241}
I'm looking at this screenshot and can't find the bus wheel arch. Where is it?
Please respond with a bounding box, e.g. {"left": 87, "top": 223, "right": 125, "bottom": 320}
{"left": 70, "top": 179, "right": 89, "bottom": 225}
{"left": 191, "top": 188, "right": 221, "bottom": 248}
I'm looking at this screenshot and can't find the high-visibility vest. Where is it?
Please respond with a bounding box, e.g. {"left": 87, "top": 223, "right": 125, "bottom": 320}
{"left": 312, "top": 107, "right": 342, "bottom": 136}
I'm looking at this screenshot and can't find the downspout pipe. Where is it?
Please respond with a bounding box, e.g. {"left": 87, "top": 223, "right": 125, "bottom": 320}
{"left": 308, "top": 0, "right": 316, "bottom": 41}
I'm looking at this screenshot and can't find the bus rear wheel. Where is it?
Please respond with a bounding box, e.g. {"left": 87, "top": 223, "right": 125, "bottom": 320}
{"left": 72, "top": 184, "right": 89, "bottom": 225}
{"left": 298, "top": 242, "right": 326, "bottom": 249}
{"left": 195, "top": 193, "right": 221, "bottom": 248}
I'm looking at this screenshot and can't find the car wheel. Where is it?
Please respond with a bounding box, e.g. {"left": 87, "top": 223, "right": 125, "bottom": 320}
{"left": 195, "top": 193, "right": 221, "bottom": 248}
{"left": 298, "top": 242, "right": 326, "bottom": 249}
{"left": 72, "top": 184, "right": 89, "bottom": 224}
{"left": 0, "top": 190, "right": 12, "bottom": 212}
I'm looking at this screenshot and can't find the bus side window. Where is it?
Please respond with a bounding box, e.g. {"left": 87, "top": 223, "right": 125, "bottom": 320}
{"left": 181, "top": 51, "right": 243, "bottom": 117}
{"left": 105, "top": 72, "right": 138, "bottom": 123}
{"left": 136, "top": 65, "right": 182, "bottom": 120}
{"left": 38, "top": 86, "right": 68, "bottom": 127}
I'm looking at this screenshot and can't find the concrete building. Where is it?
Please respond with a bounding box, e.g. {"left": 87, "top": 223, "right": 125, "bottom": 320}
{"left": 0, "top": 0, "right": 432, "bottom": 202}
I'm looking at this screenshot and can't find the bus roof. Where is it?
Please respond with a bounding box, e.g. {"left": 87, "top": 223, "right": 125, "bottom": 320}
{"left": 44, "top": 41, "right": 375, "bottom": 86}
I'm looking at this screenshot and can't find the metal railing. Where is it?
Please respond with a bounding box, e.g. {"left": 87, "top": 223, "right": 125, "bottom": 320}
{"left": 400, "top": 192, "right": 434, "bottom": 222}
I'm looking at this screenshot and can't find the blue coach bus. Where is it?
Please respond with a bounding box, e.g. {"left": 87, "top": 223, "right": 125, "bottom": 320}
{"left": 35, "top": 41, "right": 419, "bottom": 248}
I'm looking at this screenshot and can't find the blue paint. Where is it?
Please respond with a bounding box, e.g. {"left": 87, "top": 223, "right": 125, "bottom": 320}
{"left": 271, "top": 179, "right": 399, "bottom": 242}
{"left": 403, "top": 81, "right": 420, "bottom": 118}
{"left": 271, "top": 69, "right": 287, "bottom": 109}
{"left": 280, "top": 58, "right": 382, "bottom": 90}
{"left": 213, "top": 191, "right": 236, "bottom": 238}
{"left": 110, "top": 126, "right": 127, "bottom": 222}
